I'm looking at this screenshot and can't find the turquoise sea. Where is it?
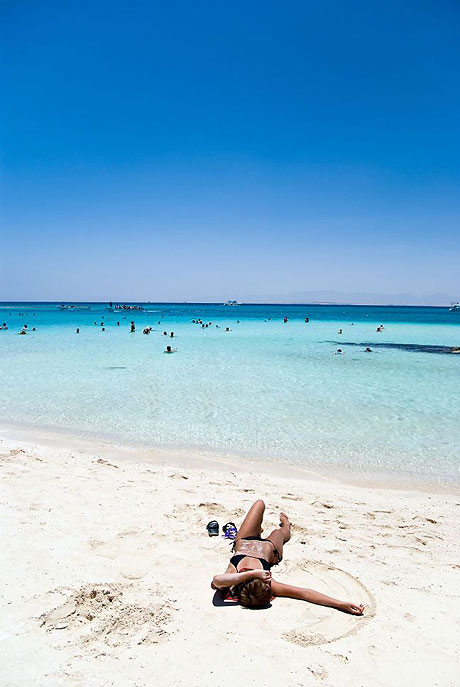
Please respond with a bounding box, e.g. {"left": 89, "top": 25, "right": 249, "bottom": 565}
{"left": 1, "top": 302, "right": 459, "bottom": 485}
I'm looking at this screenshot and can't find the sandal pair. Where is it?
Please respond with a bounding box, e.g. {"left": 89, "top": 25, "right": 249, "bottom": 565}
{"left": 206, "top": 521, "right": 238, "bottom": 539}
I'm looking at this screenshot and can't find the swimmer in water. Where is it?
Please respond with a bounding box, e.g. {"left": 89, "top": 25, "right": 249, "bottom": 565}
{"left": 76, "top": 328, "right": 80, "bottom": 333}
{"left": 165, "top": 345, "right": 176, "bottom": 353}
{"left": 365, "top": 347, "right": 372, "bottom": 353}
{"left": 335, "top": 348, "right": 343, "bottom": 355}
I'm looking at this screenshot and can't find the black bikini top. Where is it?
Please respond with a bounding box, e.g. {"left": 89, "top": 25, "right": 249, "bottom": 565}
{"left": 229, "top": 554, "right": 272, "bottom": 571}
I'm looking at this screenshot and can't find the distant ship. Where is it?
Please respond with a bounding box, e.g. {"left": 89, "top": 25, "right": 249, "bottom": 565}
{"left": 112, "top": 304, "right": 145, "bottom": 311}
{"left": 223, "top": 300, "right": 240, "bottom": 306}
{"left": 59, "top": 304, "right": 91, "bottom": 310}
{"left": 449, "top": 302, "right": 460, "bottom": 311}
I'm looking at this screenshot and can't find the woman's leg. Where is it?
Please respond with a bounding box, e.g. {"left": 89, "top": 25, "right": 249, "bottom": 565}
{"left": 266, "top": 512, "right": 291, "bottom": 561}
{"left": 236, "top": 499, "right": 266, "bottom": 540}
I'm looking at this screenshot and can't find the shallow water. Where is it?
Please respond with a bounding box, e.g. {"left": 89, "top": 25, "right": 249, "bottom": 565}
{"left": 1, "top": 302, "right": 459, "bottom": 484}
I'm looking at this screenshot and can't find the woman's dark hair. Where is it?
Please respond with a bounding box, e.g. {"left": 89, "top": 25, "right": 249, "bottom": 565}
{"left": 235, "top": 579, "right": 272, "bottom": 609}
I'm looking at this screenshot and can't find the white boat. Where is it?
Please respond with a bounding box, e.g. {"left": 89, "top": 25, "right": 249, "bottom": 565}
{"left": 223, "top": 300, "right": 240, "bottom": 306}
{"left": 449, "top": 302, "right": 460, "bottom": 311}
{"left": 59, "top": 304, "right": 91, "bottom": 310}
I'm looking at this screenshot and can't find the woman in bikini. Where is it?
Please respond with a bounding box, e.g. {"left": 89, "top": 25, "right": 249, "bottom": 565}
{"left": 212, "top": 499, "right": 365, "bottom": 613}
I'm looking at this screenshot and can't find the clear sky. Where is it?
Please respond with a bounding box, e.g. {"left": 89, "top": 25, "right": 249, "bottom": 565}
{"left": 1, "top": 0, "right": 459, "bottom": 302}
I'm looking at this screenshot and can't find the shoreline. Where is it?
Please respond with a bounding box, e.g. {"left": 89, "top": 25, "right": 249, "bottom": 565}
{"left": 1, "top": 420, "right": 458, "bottom": 496}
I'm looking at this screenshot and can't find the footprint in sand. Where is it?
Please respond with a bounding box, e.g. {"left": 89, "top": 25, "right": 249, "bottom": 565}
{"left": 39, "top": 583, "right": 175, "bottom": 647}
{"left": 10, "top": 448, "right": 26, "bottom": 456}
{"left": 307, "top": 663, "right": 328, "bottom": 680}
{"left": 94, "top": 458, "right": 119, "bottom": 469}
{"left": 290, "top": 525, "right": 310, "bottom": 542}
{"left": 279, "top": 561, "right": 374, "bottom": 647}
{"left": 310, "top": 501, "right": 335, "bottom": 510}
{"left": 198, "top": 502, "right": 228, "bottom": 516}
{"left": 44, "top": 671, "right": 86, "bottom": 687}
{"left": 87, "top": 529, "right": 153, "bottom": 579}
{"left": 166, "top": 502, "right": 230, "bottom": 524}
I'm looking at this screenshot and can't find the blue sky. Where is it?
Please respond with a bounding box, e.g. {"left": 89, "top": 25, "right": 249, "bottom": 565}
{"left": 1, "top": 0, "right": 459, "bottom": 302}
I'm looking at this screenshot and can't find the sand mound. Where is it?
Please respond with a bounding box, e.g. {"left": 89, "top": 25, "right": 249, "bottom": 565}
{"left": 40, "top": 584, "right": 175, "bottom": 647}
{"left": 280, "top": 560, "right": 375, "bottom": 646}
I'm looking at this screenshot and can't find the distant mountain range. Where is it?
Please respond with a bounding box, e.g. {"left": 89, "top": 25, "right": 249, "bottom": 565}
{"left": 241, "top": 290, "right": 456, "bottom": 306}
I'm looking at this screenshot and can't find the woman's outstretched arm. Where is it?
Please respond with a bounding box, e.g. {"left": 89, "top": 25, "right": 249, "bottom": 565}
{"left": 271, "top": 580, "right": 364, "bottom": 615}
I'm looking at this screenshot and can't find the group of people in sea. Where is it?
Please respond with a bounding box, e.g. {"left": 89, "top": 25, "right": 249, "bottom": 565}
{"left": 335, "top": 346, "right": 372, "bottom": 355}
{"left": 0, "top": 311, "right": 36, "bottom": 334}
{"left": 8, "top": 323, "right": 37, "bottom": 335}
{"left": 191, "top": 318, "right": 234, "bottom": 331}
{"left": 5, "top": 311, "right": 459, "bottom": 356}
{"left": 1, "top": 313, "right": 376, "bottom": 356}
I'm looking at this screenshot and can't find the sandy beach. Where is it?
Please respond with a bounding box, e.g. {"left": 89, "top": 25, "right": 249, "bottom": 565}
{"left": 1, "top": 430, "right": 459, "bottom": 687}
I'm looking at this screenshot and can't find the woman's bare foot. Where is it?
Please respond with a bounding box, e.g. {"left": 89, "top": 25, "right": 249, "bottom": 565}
{"left": 279, "top": 512, "right": 290, "bottom": 528}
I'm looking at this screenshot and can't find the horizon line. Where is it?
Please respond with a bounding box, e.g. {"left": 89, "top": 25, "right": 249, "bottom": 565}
{"left": 0, "top": 300, "right": 453, "bottom": 309}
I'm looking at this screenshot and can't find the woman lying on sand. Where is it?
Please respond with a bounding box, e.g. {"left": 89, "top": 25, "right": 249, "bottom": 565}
{"left": 212, "top": 499, "right": 365, "bottom": 613}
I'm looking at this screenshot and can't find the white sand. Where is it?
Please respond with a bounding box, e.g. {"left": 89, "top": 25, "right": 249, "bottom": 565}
{"left": 1, "top": 432, "right": 459, "bottom": 687}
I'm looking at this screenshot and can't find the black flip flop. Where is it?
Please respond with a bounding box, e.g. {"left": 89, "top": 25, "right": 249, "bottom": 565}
{"left": 206, "top": 520, "right": 220, "bottom": 537}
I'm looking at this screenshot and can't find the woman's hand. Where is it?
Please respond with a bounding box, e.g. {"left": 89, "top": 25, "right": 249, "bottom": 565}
{"left": 213, "top": 568, "right": 270, "bottom": 589}
{"left": 339, "top": 602, "right": 365, "bottom": 615}
{"left": 251, "top": 570, "right": 271, "bottom": 583}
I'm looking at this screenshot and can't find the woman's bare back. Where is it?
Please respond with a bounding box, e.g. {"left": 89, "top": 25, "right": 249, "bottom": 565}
{"left": 232, "top": 538, "right": 278, "bottom": 564}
